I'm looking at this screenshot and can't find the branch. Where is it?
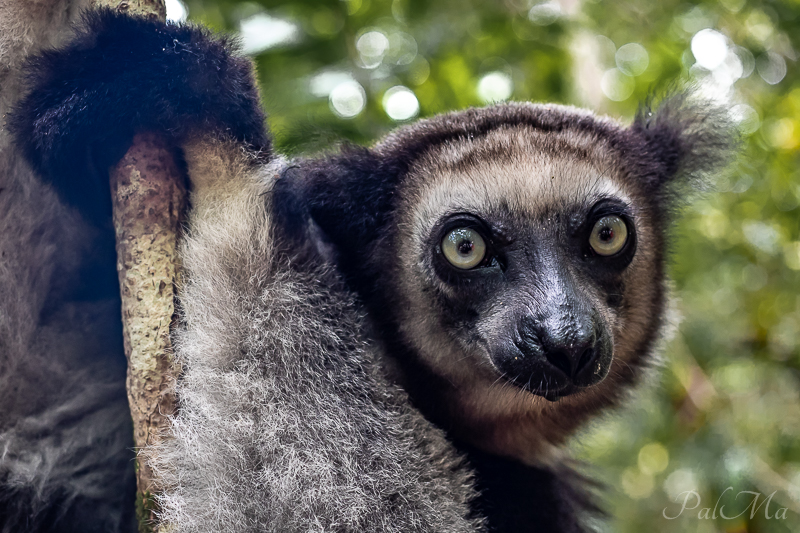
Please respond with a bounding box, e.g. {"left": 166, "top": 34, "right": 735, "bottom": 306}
{"left": 91, "top": 2, "right": 184, "bottom": 530}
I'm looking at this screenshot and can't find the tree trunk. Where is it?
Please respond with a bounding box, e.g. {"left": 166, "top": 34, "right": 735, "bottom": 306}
{"left": 91, "top": 2, "right": 184, "bottom": 531}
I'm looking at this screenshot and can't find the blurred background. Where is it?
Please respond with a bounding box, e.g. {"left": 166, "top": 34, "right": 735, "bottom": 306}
{"left": 168, "top": 0, "right": 797, "bottom": 530}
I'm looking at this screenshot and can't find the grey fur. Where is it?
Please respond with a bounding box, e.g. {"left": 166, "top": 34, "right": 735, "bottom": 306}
{"left": 146, "top": 136, "right": 482, "bottom": 532}
{"left": 0, "top": 1, "right": 135, "bottom": 531}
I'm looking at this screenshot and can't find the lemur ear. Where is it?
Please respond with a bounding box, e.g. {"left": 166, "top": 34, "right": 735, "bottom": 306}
{"left": 276, "top": 146, "right": 400, "bottom": 255}
{"left": 623, "top": 90, "right": 738, "bottom": 200}
{"left": 9, "top": 8, "right": 269, "bottom": 223}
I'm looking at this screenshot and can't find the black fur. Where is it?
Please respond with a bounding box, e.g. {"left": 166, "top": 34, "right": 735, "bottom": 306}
{"left": 464, "top": 448, "right": 604, "bottom": 533}
{"left": 1, "top": 462, "right": 137, "bottom": 533}
{"left": 10, "top": 8, "right": 269, "bottom": 222}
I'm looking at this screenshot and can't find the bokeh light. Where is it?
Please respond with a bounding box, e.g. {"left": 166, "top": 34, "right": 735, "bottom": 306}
{"left": 382, "top": 86, "right": 419, "bottom": 121}
{"left": 477, "top": 72, "right": 513, "bottom": 103}
{"left": 239, "top": 13, "right": 299, "bottom": 55}
{"left": 165, "top": 0, "right": 187, "bottom": 22}
{"left": 329, "top": 80, "right": 366, "bottom": 118}
{"left": 528, "top": 1, "right": 561, "bottom": 26}
{"left": 756, "top": 51, "right": 788, "bottom": 85}
{"left": 309, "top": 71, "right": 356, "bottom": 98}
{"left": 691, "top": 29, "right": 728, "bottom": 70}
{"left": 356, "top": 30, "right": 389, "bottom": 69}
{"left": 615, "top": 43, "right": 649, "bottom": 77}
{"left": 730, "top": 103, "right": 760, "bottom": 135}
{"left": 601, "top": 68, "right": 634, "bottom": 101}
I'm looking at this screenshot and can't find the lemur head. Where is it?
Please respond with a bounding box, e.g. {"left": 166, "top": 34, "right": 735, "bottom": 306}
{"left": 292, "top": 94, "right": 733, "bottom": 462}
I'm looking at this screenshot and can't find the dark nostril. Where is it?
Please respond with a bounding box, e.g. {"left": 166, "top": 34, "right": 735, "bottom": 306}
{"left": 545, "top": 347, "right": 597, "bottom": 379}
{"left": 575, "top": 348, "right": 596, "bottom": 375}
{"left": 545, "top": 350, "right": 573, "bottom": 378}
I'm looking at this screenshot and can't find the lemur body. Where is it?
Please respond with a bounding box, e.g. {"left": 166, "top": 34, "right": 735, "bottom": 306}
{"left": 3, "top": 7, "right": 734, "bottom": 532}
{"left": 0, "top": 3, "right": 135, "bottom": 531}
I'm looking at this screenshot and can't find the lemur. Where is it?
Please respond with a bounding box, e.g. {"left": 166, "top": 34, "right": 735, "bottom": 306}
{"left": 2, "top": 6, "right": 734, "bottom": 532}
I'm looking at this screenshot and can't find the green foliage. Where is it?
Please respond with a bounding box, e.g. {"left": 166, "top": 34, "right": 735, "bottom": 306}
{"left": 181, "top": 0, "right": 800, "bottom": 530}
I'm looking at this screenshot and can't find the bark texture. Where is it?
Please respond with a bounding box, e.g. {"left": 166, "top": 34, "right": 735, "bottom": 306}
{"left": 91, "top": 1, "right": 182, "bottom": 530}
{"left": 109, "top": 132, "right": 185, "bottom": 497}
{"left": 95, "top": 0, "right": 166, "bottom": 20}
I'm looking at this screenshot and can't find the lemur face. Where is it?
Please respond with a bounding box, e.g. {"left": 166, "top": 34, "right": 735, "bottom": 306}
{"left": 416, "top": 198, "right": 631, "bottom": 400}
{"left": 392, "top": 125, "right": 655, "bottom": 398}
{"left": 379, "top": 122, "right": 668, "bottom": 454}
{"left": 301, "top": 99, "right": 730, "bottom": 458}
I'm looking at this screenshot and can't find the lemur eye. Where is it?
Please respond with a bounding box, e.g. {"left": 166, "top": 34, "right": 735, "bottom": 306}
{"left": 589, "top": 215, "right": 628, "bottom": 256}
{"left": 442, "top": 228, "right": 487, "bottom": 269}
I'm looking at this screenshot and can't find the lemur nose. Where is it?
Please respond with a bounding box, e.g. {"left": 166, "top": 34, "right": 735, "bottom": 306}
{"left": 541, "top": 340, "right": 598, "bottom": 383}
{"left": 516, "top": 314, "right": 612, "bottom": 388}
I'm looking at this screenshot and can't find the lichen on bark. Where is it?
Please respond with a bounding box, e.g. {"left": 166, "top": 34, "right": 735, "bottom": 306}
{"left": 93, "top": 0, "right": 166, "bottom": 20}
